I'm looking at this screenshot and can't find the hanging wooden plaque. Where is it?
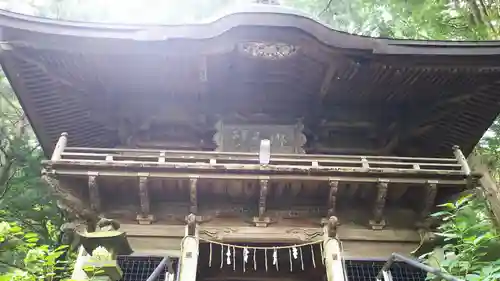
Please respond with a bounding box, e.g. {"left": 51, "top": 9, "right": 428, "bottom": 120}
{"left": 214, "top": 121, "right": 306, "bottom": 154}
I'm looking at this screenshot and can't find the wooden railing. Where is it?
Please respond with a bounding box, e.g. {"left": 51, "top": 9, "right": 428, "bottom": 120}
{"left": 45, "top": 133, "right": 471, "bottom": 182}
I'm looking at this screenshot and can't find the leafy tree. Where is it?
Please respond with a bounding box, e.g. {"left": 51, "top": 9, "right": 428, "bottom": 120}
{"left": 0, "top": 73, "right": 62, "bottom": 246}
{"left": 0, "top": 221, "right": 72, "bottom": 281}
{"left": 0, "top": 72, "right": 65, "bottom": 278}
{"left": 424, "top": 195, "right": 500, "bottom": 280}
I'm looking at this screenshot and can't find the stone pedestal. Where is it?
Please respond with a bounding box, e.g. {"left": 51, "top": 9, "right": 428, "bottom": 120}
{"left": 83, "top": 259, "right": 123, "bottom": 281}
{"left": 71, "top": 218, "right": 131, "bottom": 281}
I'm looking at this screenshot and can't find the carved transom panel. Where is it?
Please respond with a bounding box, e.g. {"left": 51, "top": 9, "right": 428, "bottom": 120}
{"left": 214, "top": 121, "right": 306, "bottom": 153}
{"left": 239, "top": 42, "right": 298, "bottom": 60}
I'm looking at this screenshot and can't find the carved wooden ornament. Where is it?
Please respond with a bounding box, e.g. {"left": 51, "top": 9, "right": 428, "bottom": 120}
{"left": 327, "top": 180, "right": 339, "bottom": 216}
{"left": 239, "top": 42, "right": 298, "bottom": 60}
{"left": 190, "top": 177, "right": 198, "bottom": 214}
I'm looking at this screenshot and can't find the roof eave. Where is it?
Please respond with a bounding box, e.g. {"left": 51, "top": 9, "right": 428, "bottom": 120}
{"left": 1, "top": 7, "right": 500, "bottom": 56}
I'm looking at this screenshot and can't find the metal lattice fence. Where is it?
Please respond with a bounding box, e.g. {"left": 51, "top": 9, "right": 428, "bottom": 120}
{"left": 117, "top": 256, "right": 178, "bottom": 281}
{"left": 116, "top": 256, "right": 425, "bottom": 281}
{"left": 344, "top": 260, "right": 426, "bottom": 281}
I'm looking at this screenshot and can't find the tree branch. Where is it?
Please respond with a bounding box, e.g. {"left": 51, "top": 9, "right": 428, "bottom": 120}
{"left": 0, "top": 157, "right": 15, "bottom": 187}
{"left": 0, "top": 166, "right": 21, "bottom": 201}
{"left": 319, "top": 0, "right": 334, "bottom": 16}
{"left": 0, "top": 90, "right": 22, "bottom": 116}
{"left": 0, "top": 260, "right": 37, "bottom": 277}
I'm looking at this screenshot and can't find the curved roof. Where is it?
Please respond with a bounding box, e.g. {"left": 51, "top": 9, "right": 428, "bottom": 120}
{"left": 1, "top": 4, "right": 500, "bottom": 52}
{"left": 1, "top": 4, "right": 500, "bottom": 157}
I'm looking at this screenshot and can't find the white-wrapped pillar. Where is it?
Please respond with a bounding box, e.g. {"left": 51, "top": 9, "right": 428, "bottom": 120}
{"left": 323, "top": 216, "right": 346, "bottom": 281}
{"left": 178, "top": 214, "right": 199, "bottom": 281}
{"left": 324, "top": 237, "right": 345, "bottom": 281}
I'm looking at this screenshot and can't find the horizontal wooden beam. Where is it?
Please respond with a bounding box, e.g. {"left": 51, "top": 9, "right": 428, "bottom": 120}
{"left": 120, "top": 223, "right": 420, "bottom": 243}
{"left": 319, "top": 121, "right": 375, "bottom": 128}
{"left": 47, "top": 169, "right": 468, "bottom": 185}
{"left": 43, "top": 160, "right": 466, "bottom": 178}
{"left": 125, "top": 235, "right": 418, "bottom": 259}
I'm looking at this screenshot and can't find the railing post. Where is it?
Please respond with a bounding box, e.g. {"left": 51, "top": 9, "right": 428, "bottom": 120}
{"left": 259, "top": 139, "right": 271, "bottom": 165}
{"left": 51, "top": 132, "right": 68, "bottom": 161}
{"left": 376, "top": 269, "right": 394, "bottom": 281}
{"left": 146, "top": 257, "right": 174, "bottom": 281}
{"left": 453, "top": 145, "right": 471, "bottom": 176}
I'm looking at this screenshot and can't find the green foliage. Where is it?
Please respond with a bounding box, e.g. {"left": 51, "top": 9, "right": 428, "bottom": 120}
{"left": 475, "top": 120, "right": 500, "bottom": 184}
{"left": 424, "top": 195, "right": 500, "bottom": 280}
{"left": 0, "top": 221, "right": 73, "bottom": 281}
{"left": 286, "top": 0, "right": 500, "bottom": 39}
{"left": 0, "top": 72, "right": 66, "bottom": 278}
{"left": 0, "top": 73, "right": 62, "bottom": 245}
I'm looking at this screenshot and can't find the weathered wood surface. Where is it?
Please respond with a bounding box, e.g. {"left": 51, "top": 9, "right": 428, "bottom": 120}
{"left": 44, "top": 140, "right": 470, "bottom": 183}
{"left": 119, "top": 223, "right": 420, "bottom": 243}
{"left": 55, "top": 146, "right": 462, "bottom": 167}
{"left": 121, "top": 225, "right": 419, "bottom": 259}
{"left": 44, "top": 134, "right": 470, "bottom": 233}
{"left": 214, "top": 122, "right": 306, "bottom": 153}
{"left": 46, "top": 169, "right": 468, "bottom": 185}
{"left": 127, "top": 237, "right": 417, "bottom": 260}
{"left": 45, "top": 160, "right": 466, "bottom": 177}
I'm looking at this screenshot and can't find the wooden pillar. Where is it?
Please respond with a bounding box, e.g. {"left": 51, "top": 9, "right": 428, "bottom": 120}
{"left": 88, "top": 173, "right": 101, "bottom": 213}
{"left": 258, "top": 178, "right": 268, "bottom": 217}
{"left": 253, "top": 177, "right": 271, "bottom": 227}
{"left": 189, "top": 177, "right": 198, "bottom": 214}
{"left": 327, "top": 180, "right": 339, "bottom": 216}
{"left": 419, "top": 181, "right": 438, "bottom": 226}
{"left": 178, "top": 214, "right": 199, "bottom": 281}
{"left": 370, "top": 180, "right": 388, "bottom": 230}
{"left": 51, "top": 132, "right": 68, "bottom": 161}
{"left": 323, "top": 216, "right": 345, "bottom": 281}
{"left": 137, "top": 175, "right": 154, "bottom": 224}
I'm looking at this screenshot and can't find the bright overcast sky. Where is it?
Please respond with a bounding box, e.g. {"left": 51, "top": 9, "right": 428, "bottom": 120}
{"left": 0, "top": 0, "right": 259, "bottom": 24}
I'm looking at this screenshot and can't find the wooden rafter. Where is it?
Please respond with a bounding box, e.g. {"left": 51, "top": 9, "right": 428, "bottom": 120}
{"left": 382, "top": 94, "right": 473, "bottom": 153}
